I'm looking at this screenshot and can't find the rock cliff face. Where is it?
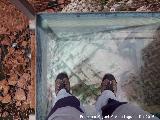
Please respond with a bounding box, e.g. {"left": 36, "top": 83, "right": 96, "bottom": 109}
{"left": 121, "top": 27, "right": 160, "bottom": 112}
{"left": 141, "top": 27, "right": 160, "bottom": 106}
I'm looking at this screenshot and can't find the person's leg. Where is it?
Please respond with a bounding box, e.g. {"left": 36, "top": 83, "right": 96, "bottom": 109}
{"left": 54, "top": 88, "right": 85, "bottom": 112}
{"left": 53, "top": 88, "right": 72, "bottom": 106}
{"left": 96, "top": 73, "right": 127, "bottom": 118}
{"left": 46, "top": 72, "right": 85, "bottom": 120}
{"left": 96, "top": 74, "right": 160, "bottom": 120}
{"left": 96, "top": 90, "right": 117, "bottom": 115}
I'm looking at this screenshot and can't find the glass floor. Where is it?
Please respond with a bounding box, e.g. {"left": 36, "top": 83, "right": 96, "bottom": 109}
{"left": 36, "top": 12, "right": 160, "bottom": 120}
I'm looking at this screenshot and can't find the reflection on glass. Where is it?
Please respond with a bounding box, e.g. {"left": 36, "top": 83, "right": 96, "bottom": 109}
{"left": 36, "top": 13, "right": 160, "bottom": 120}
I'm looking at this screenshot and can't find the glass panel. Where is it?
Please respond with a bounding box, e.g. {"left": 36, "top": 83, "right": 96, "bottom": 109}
{"left": 36, "top": 13, "right": 160, "bottom": 120}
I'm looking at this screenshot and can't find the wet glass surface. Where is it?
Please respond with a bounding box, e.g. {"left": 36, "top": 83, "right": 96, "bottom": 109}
{"left": 36, "top": 13, "right": 160, "bottom": 120}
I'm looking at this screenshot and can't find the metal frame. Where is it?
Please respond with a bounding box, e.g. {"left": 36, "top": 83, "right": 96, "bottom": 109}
{"left": 9, "top": 0, "right": 35, "bottom": 20}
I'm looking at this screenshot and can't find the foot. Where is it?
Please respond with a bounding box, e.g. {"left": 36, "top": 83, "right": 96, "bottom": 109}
{"left": 101, "top": 73, "right": 117, "bottom": 95}
{"left": 55, "top": 72, "right": 70, "bottom": 95}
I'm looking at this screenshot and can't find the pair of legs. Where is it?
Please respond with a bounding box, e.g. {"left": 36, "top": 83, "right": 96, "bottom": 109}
{"left": 46, "top": 72, "right": 119, "bottom": 119}
{"left": 46, "top": 73, "right": 160, "bottom": 120}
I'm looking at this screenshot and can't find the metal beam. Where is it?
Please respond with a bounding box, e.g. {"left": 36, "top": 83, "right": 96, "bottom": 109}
{"left": 9, "top": 0, "right": 36, "bottom": 20}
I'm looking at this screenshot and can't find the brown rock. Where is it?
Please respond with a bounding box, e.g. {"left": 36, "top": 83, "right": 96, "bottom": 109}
{"left": 1, "top": 94, "right": 11, "bottom": 103}
{"left": 0, "top": 85, "right": 2, "bottom": 91}
{"left": 8, "top": 74, "right": 18, "bottom": 86}
{"left": 21, "top": 41, "right": 28, "bottom": 47}
{"left": 14, "top": 88, "right": 26, "bottom": 101}
{"left": 2, "top": 111, "right": 9, "bottom": 117}
{"left": 126, "top": 0, "right": 134, "bottom": 6}
{"left": 21, "top": 101, "right": 30, "bottom": 111}
{"left": 17, "top": 77, "right": 27, "bottom": 89}
{"left": 17, "top": 55, "right": 25, "bottom": 64}
{"left": 7, "top": 47, "right": 15, "bottom": 55}
{"left": 0, "top": 96, "right": 3, "bottom": 101}
{"left": 16, "top": 101, "right": 22, "bottom": 107}
{"left": 0, "top": 48, "right": 1, "bottom": 60}
{"left": 110, "top": 2, "right": 128, "bottom": 11}
{"left": 8, "top": 80, "right": 17, "bottom": 86}
{"left": 0, "top": 36, "right": 11, "bottom": 46}
{"left": 2, "top": 85, "right": 9, "bottom": 96}
{"left": 136, "top": 6, "right": 150, "bottom": 11}
{"left": 0, "top": 79, "right": 8, "bottom": 86}
{"left": 22, "top": 73, "right": 31, "bottom": 81}
{"left": 102, "top": 5, "right": 110, "bottom": 12}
